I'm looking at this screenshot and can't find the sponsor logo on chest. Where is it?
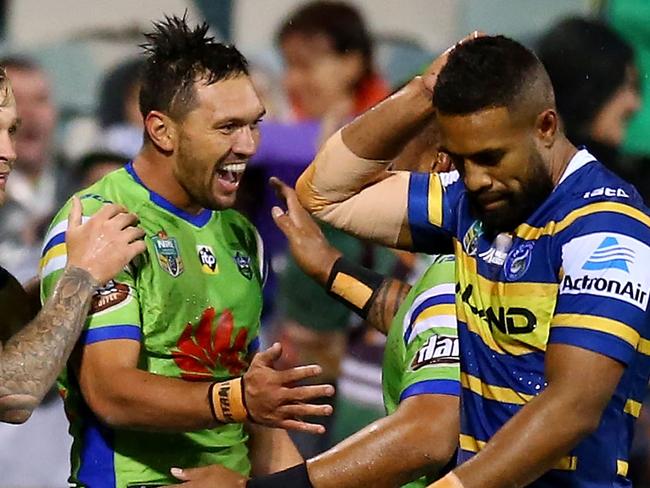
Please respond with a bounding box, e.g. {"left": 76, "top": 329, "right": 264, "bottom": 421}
{"left": 197, "top": 245, "right": 218, "bottom": 274}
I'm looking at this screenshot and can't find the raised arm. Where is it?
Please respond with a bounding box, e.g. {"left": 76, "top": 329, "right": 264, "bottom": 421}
{"left": 0, "top": 198, "right": 146, "bottom": 423}
{"left": 271, "top": 177, "right": 411, "bottom": 334}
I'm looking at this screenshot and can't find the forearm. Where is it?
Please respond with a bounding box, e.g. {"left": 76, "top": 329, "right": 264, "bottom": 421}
{"left": 248, "top": 423, "right": 302, "bottom": 476}
{"left": 0, "top": 267, "right": 98, "bottom": 423}
{"left": 308, "top": 396, "right": 458, "bottom": 488}
{"left": 342, "top": 77, "right": 435, "bottom": 160}
{"left": 452, "top": 387, "right": 601, "bottom": 488}
{"left": 83, "top": 367, "right": 219, "bottom": 431}
{"left": 366, "top": 278, "right": 411, "bottom": 334}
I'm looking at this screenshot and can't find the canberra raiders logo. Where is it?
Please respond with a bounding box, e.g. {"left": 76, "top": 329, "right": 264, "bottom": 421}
{"left": 152, "top": 230, "right": 184, "bottom": 277}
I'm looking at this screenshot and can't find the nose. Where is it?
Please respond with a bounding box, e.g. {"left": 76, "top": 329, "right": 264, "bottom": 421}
{"left": 0, "top": 130, "right": 17, "bottom": 168}
{"left": 463, "top": 160, "right": 492, "bottom": 194}
{"left": 232, "top": 125, "right": 257, "bottom": 157}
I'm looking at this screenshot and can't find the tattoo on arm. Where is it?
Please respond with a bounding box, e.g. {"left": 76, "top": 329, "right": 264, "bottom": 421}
{"left": 367, "top": 279, "right": 411, "bottom": 335}
{"left": 0, "top": 267, "right": 98, "bottom": 422}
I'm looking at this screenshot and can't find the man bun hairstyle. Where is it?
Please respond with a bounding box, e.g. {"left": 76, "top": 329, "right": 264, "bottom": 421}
{"left": 433, "top": 35, "right": 552, "bottom": 116}
{"left": 139, "top": 13, "right": 249, "bottom": 121}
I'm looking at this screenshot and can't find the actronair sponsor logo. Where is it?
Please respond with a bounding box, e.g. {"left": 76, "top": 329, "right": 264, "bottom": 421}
{"left": 582, "top": 237, "right": 634, "bottom": 272}
{"left": 560, "top": 232, "right": 650, "bottom": 311}
{"left": 560, "top": 274, "right": 647, "bottom": 307}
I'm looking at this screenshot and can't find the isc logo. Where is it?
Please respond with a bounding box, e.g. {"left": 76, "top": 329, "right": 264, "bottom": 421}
{"left": 197, "top": 245, "right": 218, "bottom": 274}
{"left": 583, "top": 187, "right": 629, "bottom": 199}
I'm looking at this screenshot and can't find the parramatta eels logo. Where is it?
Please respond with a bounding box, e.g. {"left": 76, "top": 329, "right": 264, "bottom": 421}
{"left": 463, "top": 220, "right": 483, "bottom": 257}
{"left": 504, "top": 241, "right": 535, "bottom": 281}
{"left": 152, "top": 230, "right": 184, "bottom": 277}
{"left": 582, "top": 237, "right": 634, "bottom": 273}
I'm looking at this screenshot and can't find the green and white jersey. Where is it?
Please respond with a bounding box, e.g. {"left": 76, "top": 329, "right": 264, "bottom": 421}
{"left": 40, "top": 162, "right": 265, "bottom": 488}
{"left": 382, "top": 255, "right": 459, "bottom": 488}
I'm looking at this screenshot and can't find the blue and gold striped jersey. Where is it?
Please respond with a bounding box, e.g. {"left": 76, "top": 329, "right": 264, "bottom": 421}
{"left": 407, "top": 149, "right": 650, "bottom": 487}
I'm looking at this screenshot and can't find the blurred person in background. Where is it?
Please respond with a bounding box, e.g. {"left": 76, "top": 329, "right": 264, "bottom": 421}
{"left": 537, "top": 17, "right": 646, "bottom": 199}
{"left": 0, "top": 56, "right": 73, "bottom": 283}
{"left": 96, "top": 57, "right": 145, "bottom": 159}
{"left": 242, "top": 0, "right": 398, "bottom": 457}
{"left": 76, "top": 150, "right": 129, "bottom": 188}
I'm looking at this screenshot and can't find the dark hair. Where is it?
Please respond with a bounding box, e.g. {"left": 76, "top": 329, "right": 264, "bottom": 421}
{"left": 434, "top": 35, "right": 548, "bottom": 115}
{"left": 98, "top": 57, "right": 145, "bottom": 128}
{"left": 0, "top": 55, "right": 41, "bottom": 73}
{"left": 277, "top": 1, "right": 374, "bottom": 78}
{"left": 139, "top": 13, "right": 249, "bottom": 121}
{"left": 537, "top": 17, "right": 635, "bottom": 142}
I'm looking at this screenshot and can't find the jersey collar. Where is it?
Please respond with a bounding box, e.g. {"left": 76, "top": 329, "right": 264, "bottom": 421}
{"left": 125, "top": 161, "right": 213, "bottom": 228}
{"left": 556, "top": 147, "right": 597, "bottom": 187}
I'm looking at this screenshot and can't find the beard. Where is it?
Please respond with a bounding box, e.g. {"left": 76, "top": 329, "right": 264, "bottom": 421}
{"left": 468, "top": 152, "right": 554, "bottom": 235}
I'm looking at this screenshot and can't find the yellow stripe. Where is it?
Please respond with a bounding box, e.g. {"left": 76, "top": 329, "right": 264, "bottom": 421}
{"left": 413, "top": 304, "right": 456, "bottom": 324}
{"left": 460, "top": 434, "right": 577, "bottom": 471}
{"left": 638, "top": 338, "right": 650, "bottom": 356}
{"left": 624, "top": 399, "right": 642, "bottom": 418}
{"left": 427, "top": 174, "right": 443, "bottom": 227}
{"left": 552, "top": 314, "right": 640, "bottom": 348}
{"left": 39, "top": 243, "right": 67, "bottom": 270}
{"left": 516, "top": 202, "right": 650, "bottom": 240}
{"left": 461, "top": 372, "right": 534, "bottom": 405}
{"left": 617, "top": 460, "right": 629, "bottom": 477}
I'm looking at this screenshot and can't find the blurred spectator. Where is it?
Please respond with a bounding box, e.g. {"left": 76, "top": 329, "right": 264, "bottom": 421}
{"left": 537, "top": 17, "right": 647, "bottom": 199}
{"left": 76, "top": 149, "right": 129, "bottom": 188}
{"left": 242, "top": 0, "right": 394, "bottom": 457}
{"left": 97, "top": 56, "right": 144, "bottom": 158}
{"left": 0, "top": 56, "right": 73, "bottom": 282}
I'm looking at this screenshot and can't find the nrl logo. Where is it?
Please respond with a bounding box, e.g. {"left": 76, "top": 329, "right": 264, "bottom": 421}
{"left": 152, "top": 230, "right": 184, "bottom": 277}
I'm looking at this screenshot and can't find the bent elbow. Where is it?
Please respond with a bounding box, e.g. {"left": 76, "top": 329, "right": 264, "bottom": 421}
{"left": 295, "top": 165, "right": 326, "bottom": 213}
{"left": 0, "top": 394, "right": 38, "bottom": 424}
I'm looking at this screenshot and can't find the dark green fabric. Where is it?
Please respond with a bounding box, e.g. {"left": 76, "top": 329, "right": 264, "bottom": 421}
{"left": 277, "top": 223, "right": 397, "bottom": 331}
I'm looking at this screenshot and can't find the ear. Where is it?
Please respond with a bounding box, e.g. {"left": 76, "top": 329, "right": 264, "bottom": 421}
{"left": 144, "top": 110, "right": 177, "bottom": 152}
{"left": 535, "top": 109, "right": 558, "bottom": 148}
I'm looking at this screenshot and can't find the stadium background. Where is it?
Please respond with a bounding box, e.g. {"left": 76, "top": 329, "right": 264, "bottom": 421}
{"left": 0, "top": 0, "right": 648, "bottom": 486}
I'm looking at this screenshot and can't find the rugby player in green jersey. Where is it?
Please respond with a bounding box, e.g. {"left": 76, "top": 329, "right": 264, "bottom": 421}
{"left": 0, "top": 67, "right": 147, "bottom": 425}
{"left": 165, "top": 177, "right": 460, "bottom": 488}
{"left": 41, "top": 15, "right": 333, "bottom": 488}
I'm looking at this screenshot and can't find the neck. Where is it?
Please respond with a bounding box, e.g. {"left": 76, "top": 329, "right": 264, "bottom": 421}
{"left": 548, "top": 136, "right": 579, "bottom": 187}
{"left": 132, "top": 145, "right": 203, "bottom": 214}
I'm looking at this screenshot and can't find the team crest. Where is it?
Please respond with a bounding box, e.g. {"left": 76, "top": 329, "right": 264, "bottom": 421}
{"left": 462, "top": 220, "right": 483, "bottom": 257}
{"left": 152, "top": 230, "right": 184, "bottom": 277}
{"left": 233, "top": 251, "right": 253, "bottom": 280}
{"left": 504, "top": 241, "right": 535, "bottom": 281}
{"left": 197, "top": 245, "right": 218, "bottom": 274}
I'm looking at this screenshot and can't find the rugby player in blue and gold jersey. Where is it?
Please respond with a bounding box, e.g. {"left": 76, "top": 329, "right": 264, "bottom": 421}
{"left": 296, "top": 34, "right": 650, "bottom": 487}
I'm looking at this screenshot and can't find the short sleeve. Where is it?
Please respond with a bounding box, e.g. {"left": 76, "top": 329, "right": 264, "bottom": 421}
{"left": 550, "top": 205, "right": 650, "bottom": 365}
{"left": 40, "top": 194, "right": 142, "bottom": 345}
{"left": 398, "top": 259, "right": 461, "bottom": 401}
{"left": 408, "top": 171, "right": 464, "bottom": 253}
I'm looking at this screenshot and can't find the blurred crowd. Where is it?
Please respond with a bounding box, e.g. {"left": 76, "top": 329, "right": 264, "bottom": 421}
{"left": 1, "top": 0, "right": 650, "bottom": 486}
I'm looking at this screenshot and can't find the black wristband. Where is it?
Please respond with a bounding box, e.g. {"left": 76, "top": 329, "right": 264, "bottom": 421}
{"left": 247, "top": 463, "right": 313, "bottom": 488}
{"left": 325, "top": 256, "right": 385, "bottom": 319}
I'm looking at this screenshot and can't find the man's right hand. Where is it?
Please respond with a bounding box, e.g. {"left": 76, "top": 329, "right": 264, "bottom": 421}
{"left": 244, "top": 342, "right": 335, "bottom": 434}
{"left": 65, "top": 196, "right": 147, "bottom": 284}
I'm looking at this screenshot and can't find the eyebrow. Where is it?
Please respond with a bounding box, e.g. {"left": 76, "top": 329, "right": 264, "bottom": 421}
{"left": 214, "top": 108, "right": 266, "bottom": 126}
{"left": 439, "top": 146, "right": 504, "bottom": 161}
